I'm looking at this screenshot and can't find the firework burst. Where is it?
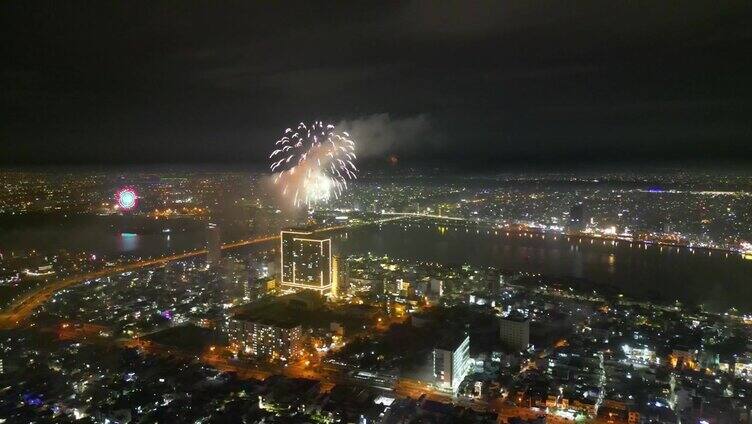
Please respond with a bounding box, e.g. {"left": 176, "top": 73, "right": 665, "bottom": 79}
{"left": 269, "top": 121, "right": 357, "bottom": 207}
{"left": 116, "top": 187, "right": 138, "bottom": 211}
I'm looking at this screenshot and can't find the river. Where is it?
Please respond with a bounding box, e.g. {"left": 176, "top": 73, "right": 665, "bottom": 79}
{"left": 334, "top": 220, "right": 752, "bottom": 313}
{"left": 2, "top": 215, "right": 751, "bottom": 312}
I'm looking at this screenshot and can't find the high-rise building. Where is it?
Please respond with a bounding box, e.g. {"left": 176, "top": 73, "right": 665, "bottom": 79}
{"left": 206, "top": 222, "right": 221, "bottom": 266}
{"left": 228, "top": 318, "right": 303, "bottom": 361}
{"left": 280, "top": 228, "right": 332, "bottom": 296}
{"left": 486, "top": 271, "right": 502, "bottom": 297}
{"left": 433, "top": 334, "right": 470, "bottom": 395}
{"left": 425, "top": 278, "right": 443, "bottom": 304}
{"left": 332, "top": 254, "right": 348, "bottom": 298}
{"left": 568, "top": 203, "right": 586, "bottom": 231}
{"left": 429, "top": 278, "right": 444, "bottom": 297}
{"left": 499, "top": 315, "right": 530, "bottom": 351}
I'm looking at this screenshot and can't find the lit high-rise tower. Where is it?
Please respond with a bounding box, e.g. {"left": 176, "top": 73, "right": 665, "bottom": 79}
{"left": 331, "top": 254, "right": 349, "bottom": 299}
{"left": 280, "top": 228, "right": 332, "bottom": 295}
{"left": 206, "top": 223, "right": 221, "bottom": 266}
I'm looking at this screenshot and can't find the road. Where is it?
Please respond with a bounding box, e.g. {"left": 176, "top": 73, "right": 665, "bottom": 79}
{"left": 379, "top": 211, "right": 466, "bottom": 221}
{"left": 0, "top": 235, "right": 277, "bottom": 329}
{"left": 120, "top": 332, "right": 484, "bottom": 410}
{"left": 0, "top": 217, "right": 405, "bottom": 329}
{"left": 0, "top": 213, "right": 501, "bottom": 412}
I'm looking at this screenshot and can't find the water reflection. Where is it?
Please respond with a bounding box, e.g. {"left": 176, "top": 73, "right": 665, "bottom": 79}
{"left": 337, "top": 222, "right": 752, "bottom": 312}
{"left": 118, "top": 233, "right": 140, "bottom": 252}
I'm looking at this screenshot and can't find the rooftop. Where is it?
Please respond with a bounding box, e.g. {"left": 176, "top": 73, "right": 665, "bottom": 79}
{"left": 501, "top": 313, "right": 529, "bottom": 323}
{"left": 434, "top": 332, "right": 469, "bottom": 352}
{"left": 232, "top": 301, "right": 304, "bottom": 328}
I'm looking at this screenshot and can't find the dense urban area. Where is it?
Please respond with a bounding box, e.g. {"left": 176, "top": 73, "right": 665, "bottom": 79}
{"left": 1, "top": 168, "right": 752, "bottom": 423}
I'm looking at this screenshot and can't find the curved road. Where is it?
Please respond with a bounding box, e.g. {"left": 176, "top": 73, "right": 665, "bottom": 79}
{"left": 0, "top": 234, "right": 277, "bottom": 329}
{"left": 0, "top": 218, "right": 405, "bottom": 329}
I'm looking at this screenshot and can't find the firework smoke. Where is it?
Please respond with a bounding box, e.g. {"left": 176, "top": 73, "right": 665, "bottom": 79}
{"left": 268, "top": 121, "right": 358, "bottom": 207}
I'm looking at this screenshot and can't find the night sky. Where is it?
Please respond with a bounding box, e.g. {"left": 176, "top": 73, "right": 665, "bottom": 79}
{"left": 2, "top": 1, "right": 751, "bottom": 167}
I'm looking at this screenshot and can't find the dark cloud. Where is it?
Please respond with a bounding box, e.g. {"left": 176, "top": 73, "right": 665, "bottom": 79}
{"left": 1, "top": 1, "right": 751, "bottom": 166}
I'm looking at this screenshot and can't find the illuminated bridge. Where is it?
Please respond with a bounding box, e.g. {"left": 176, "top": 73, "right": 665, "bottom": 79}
{"left": 0, "top": 216, "right": 406, "bottom": 329}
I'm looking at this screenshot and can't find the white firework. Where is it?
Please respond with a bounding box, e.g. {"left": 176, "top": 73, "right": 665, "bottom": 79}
{"left": 269, "top": 121, "right": 357, "bottom": 207}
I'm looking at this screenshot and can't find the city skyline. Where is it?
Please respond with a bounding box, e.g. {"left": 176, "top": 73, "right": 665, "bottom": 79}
{"left": 3, "top": 2, "right": 752, "bottom": 423}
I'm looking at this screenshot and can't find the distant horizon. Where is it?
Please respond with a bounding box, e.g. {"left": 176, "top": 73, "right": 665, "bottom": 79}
{"left": 2, "top": 157, "right": 752, "bottom": 173}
